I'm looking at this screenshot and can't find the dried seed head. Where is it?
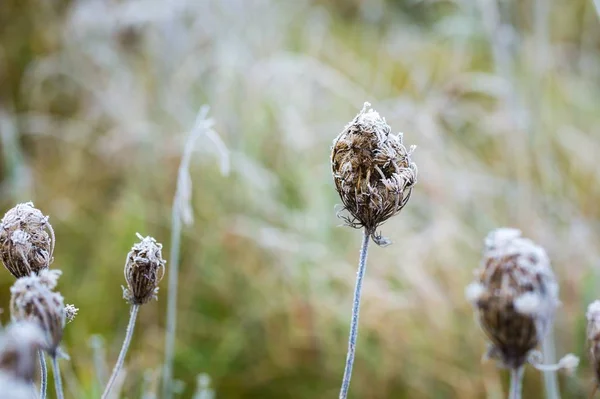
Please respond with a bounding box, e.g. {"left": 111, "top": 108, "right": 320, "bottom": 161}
{"left": 331, "top": 102, "right": 417, "bottom": 245}
{"left": 64, "top": 304, "right": 78, "bottom": 324}
{"left": 466, "top": 228, "right": 559, "bottom": 369}
{"left": 0, "top": 371, "right": 33, "bottom": 399}
{"left": 122, "top": 233, "right": 166, "bottom": 305}
{"left": 0, "top": 202, "right": 55, "bottom": 278}
{"left": 10, "top": 270, "right": 66, "bottom": 357}
{"left": 0, "top": 321, "right": 46, "bottom": 382}
{"left": 587, "top": 300, "right": 600, "bottom": 387}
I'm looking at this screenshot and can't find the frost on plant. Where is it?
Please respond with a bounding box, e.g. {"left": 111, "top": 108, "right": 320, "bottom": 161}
{"left": 466, "top": 228, "right": 576, "bottom": 370}
{"left": 122, "top": 233, "right": 166, "bottom": 305}
{"left": 0, "top": 202, "right": 55, "bottom": 278}
{"left": 331, "top": 102, "right": 418, "bottom": 246}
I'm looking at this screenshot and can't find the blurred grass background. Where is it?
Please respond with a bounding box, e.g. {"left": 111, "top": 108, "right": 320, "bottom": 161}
{"left": 1, "top": 0, "right": 600, "bottom": 397}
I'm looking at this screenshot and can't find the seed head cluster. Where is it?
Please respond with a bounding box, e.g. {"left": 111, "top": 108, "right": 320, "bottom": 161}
{"left": 466, "top": 228, "right": 559, "bottom": 369}
{"left": 0, "top": 202, "right": 55, "bottom": 278}
{"left": 10, "top": 269, "right": 66, "bottom": 357}
{"left": 331, "top": 102, "right": 417, "bottom": 245}
{"left": 0, "top": 321, "right": 46, "bottom": 382}
{"left": 123, "top": 233, "right": 166, "bottom": 305}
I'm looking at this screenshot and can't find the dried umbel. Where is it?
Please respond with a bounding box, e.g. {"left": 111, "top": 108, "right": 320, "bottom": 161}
{"left": 331, "top": 102, "right": 417, "bottom": 245}
{"left": 587, "top": 301, "right": 600, "bottom": 390}
{"left": 10, "top": 269, "right": 66, "bottom": 357}
{"left": 122, "top": 233, "right": 166, "bottom": 305}
{"left": 0, "top": 321, "right": 46, "bottom": 381}
{"left": 64, "top": 304, "right": 79, "bottom": 324}
{"left": 0, "top": 371, "right": 33, "bottom": 399}
{"left": 0, "top": 202, "right": 55, "bottom": 278}
{"left": 466, "top": 228, "right": 559, "bottom": 369}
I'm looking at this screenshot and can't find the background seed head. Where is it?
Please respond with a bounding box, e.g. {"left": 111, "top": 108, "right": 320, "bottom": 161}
{"left": 466, "top": 228, "right": 559, "bottom": 369}
{"left": 123, "top": 233, "right": 166, "bottom": 305}
{"left": 0, "top": 202, "right": 55, "bottom": 278}
{"left": 0, "top": 321, "right": 46, "bottom": 381}
{"left": 587, "top": 300, "right": 600, "bottom": 386}
{"left": 10, "top": 270, "right": 66, "bottom": 357}
{"left": 331, "top": 102, "right": 417, "bottom": 245}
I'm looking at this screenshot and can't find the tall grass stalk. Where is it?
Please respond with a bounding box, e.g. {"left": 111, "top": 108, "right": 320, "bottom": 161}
{"left": 509, "top": 367, "right": 524, "bottom": 399}
{"left": 162, "top": 107, "right": 229, "bottom": 399}
{"left": 51, "top": 355, "right": 64, "bottom": 399}
{"left": 102, "top": 304, "right": 140, "bottom": 399}
{"left": 39, "top": 350, "right": 47, "bottom": 399}
{"left": 339, "top": 229, "right": 370, "bottom": 399}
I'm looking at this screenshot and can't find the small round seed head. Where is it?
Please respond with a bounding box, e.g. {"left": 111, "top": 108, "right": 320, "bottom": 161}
{"left": 466, "top": 228, "right": 559, "bottom": 369}
{"left": 10, "top": 270, "right": 66, "bottom": 357}
{"left": 0, "top": 321, "right": 46, "bottom": 381}
{"left": 331, "top": 102, "right": 417, "bottom": 245}
{"left": 0, "top": 202, "right": 55, "bottom": 278}
{"left": 587, "top": 300, "right": 600, "bottom": 386}
{"left": 122, "top": 233, "right": 166, "bottom": 305}
{"left": 64, "top": 304, "right": 78, "bottom": 324}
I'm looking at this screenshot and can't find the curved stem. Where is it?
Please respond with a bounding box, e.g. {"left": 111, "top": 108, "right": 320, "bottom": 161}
{"left": 509, "top": 366, "right": 524, "bottom": 399}
{"left": 51, "top": 355, "right": 64, "bottom": 399}
{"left": 39, "top": 350, "right": 47, "bottom": 399}
{"left": 339, "top": 229, "right": 370, "bottom": 399}
{"left": 162, "top": 200, "right": 182, "bottom": 399}
{"left": 102, "top": 305, "right": 140, "bottom": 399}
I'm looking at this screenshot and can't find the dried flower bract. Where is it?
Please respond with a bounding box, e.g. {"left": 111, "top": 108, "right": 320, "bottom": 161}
{"left": 0, "top": 202, "right": 55, "bottom": 278}
{"left": 331, "top": 102, "right": 417, "bottom": 245}
{"left": 123, "top": 233, "right": 166, "bottom": 305}
{"left": 10, "top": 269, "right": 66, "bottom": 357}
{"left": 587, "top": 300, "right": 600, "bottom": 390}
{"left": 466, "top": 228, "right": 559, "bottom": 369}
{"left": 0, "top": 321, "right": 46, "bottom": 381}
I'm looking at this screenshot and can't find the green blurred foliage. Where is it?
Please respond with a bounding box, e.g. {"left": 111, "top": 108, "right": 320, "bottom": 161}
{"left": 1, "top": 0, "right": 600, "bottom": 398}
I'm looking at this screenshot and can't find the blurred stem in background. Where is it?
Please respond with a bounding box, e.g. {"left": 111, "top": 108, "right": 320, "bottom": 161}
{"left": 162, "top": 107, "right": 229, "bottom": 399}
{"left": 339, "top": 229, "right": 370, "bottom": 399}
{"left": 0, "top": 111, "right": 31, "bottom": 202}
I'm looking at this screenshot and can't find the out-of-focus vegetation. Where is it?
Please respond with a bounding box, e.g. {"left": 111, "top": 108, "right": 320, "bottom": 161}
{"left": 1, "top": 0, "right": 600, "bottom": 397}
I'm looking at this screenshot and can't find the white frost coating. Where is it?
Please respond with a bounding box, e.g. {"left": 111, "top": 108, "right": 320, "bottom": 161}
{"left": 587, "top": 300, "right": 600, "bottom": 321}
{"left": 465, "top": 282, "right": 486, "bottom": 304}
{"left": 558, "top": 353, "right": 580, "bottom": 370}
{"left": 514, "top": 292, "right": 541, "bottom": 315}
{"left": 10, "top": 230, "right": 30, "bottom": 245}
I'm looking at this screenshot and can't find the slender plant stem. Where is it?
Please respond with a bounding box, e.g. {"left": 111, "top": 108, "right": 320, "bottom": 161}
{"left": 542, "top": 329, "right": 560, "bottom": 399}
{"left": 51, "top": 355, "right": 64, "bottom": 399}
{"left": 339, "top": 229, "right": 370, "bottom": 399}
{"left": 162, "top": 200, "right": 182, "bottom": 399}
{"left": 509, "top": 366, "right": 524, "bottom": 399}
{"left": 39, "top": 350, "right": 47, "bottom": 399}
{"left": 102, "top": 304, "right": 140, "bottom": 399}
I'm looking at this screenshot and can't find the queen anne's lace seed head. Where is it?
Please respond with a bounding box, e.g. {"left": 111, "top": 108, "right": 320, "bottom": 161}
{"left": 122, "top": 233, "right": 166, "bottom": 305}
{"left": 587, "top": 300, "right": 600, "bottom": 388}
{"left": 331, "top": 102, "right": 417, "bottom": 245}
{"left": 64, "top": 304, "right": 79, "bottom": 323}
{"left": 10, "top": 270, "right": 66, "bottom": 357}
{"left": 466, "top": 228, "right": 559, "bottom": 369}
{"left": 0, "top": 202, "right": 55, "bottom": 278}
{"left": 0, "top": 321, "right": 46, "bottom": 381}
{"left": 0, "top": 371, "right": 33, "bottom": 398}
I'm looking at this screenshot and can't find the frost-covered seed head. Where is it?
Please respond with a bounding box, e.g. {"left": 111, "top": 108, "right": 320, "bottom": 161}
{"left": 467, "top": 228, "right": 559, "bottom": 369}
{"left": 10, "top": 270, "right": 66, "bottom": 357}
{"left": 0, "top": 202, "right": 55, "bottom": 278}
{"left": 0, "top": 321, "right": 46, "bottom": 381}
{"left": 587, "top": 300, "right": 600, "bottom": 387}
{"left": 0, "top": 371, "right": 34, "bottom": 398}
{"left": 64, "top": 304, "right": 78, "bottom": 323}
{"left": 331, "top": 102, "right": 417, "bottom": 245}
{"left": 122, "top": 233, "right": 166, "bottom": 305}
